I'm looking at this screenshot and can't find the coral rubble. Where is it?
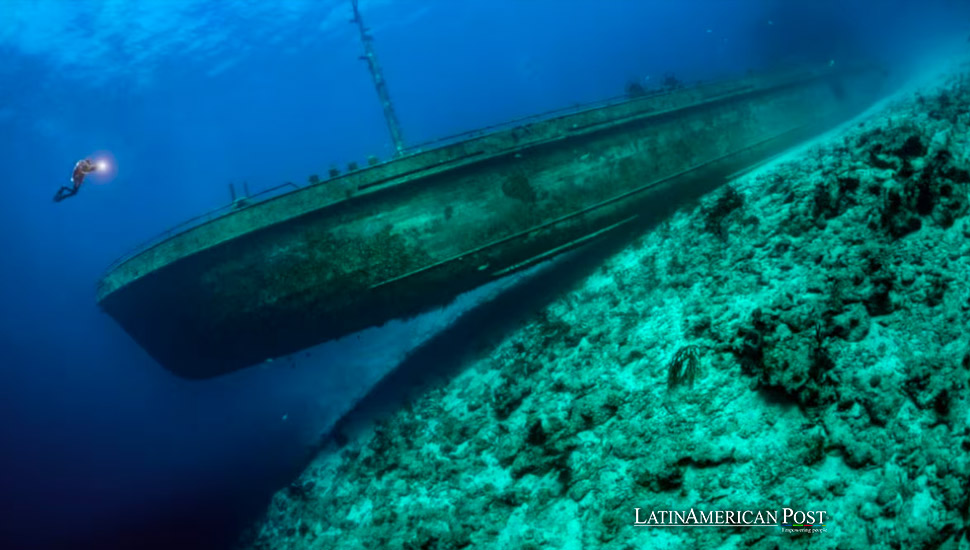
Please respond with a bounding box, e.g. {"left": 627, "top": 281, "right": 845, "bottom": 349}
{"left": 239, "top": 70, "right": 970, "bottom": 550}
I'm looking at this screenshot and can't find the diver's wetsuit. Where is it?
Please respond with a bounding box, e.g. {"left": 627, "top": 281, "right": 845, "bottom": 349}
{"left": 54, "top": 159, "right": 97, "bottom": 202}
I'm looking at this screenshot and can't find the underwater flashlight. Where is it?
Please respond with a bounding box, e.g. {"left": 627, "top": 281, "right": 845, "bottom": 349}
{"left": 88, "top": 151, "right": 117, "bottom": 184}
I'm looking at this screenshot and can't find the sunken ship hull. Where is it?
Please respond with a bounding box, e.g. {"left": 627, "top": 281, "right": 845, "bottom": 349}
{"left": 97, "top": 64, "right": 885, "bottom": 378}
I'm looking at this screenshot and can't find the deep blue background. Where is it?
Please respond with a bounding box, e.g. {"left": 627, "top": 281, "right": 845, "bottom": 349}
{"left": 1, "top": 1, "right": 967, "bottom": 548}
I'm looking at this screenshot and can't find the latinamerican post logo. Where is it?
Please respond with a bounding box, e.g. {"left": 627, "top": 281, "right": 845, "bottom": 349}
{"left": 633, "top": 508, "right": 828, "bottom": 534}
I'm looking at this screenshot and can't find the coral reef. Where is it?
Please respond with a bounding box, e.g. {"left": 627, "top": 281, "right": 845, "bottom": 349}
{"left": 239, "top": 71, "right": 970, "bottom": 550}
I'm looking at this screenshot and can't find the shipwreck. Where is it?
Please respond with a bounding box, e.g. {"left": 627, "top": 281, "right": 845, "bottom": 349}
{"left": 97, "top": 4, "right": 886, "bottom": 378}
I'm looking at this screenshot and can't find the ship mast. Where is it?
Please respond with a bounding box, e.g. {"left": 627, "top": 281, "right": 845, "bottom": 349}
{"left": 351, "top": 0, "right": 406, "bottom": 156}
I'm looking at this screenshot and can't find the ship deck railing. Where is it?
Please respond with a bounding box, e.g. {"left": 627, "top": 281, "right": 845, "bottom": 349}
{"left": 107, "top": 59, "right": 846, "bottom": 278}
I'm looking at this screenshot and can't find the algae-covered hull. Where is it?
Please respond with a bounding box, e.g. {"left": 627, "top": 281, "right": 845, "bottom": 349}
{"left": 97, "top": 64, "right": 885, "bottom": 378}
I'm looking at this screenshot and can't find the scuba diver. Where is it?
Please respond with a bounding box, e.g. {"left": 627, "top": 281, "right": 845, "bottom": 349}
{"left": 54, "top": 158, "right": 98, "bottom": 202}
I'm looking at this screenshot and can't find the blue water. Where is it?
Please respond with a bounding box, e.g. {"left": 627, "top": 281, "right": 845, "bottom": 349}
{"left": 1, "top": 1, "right": 967, "bottom": 548}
